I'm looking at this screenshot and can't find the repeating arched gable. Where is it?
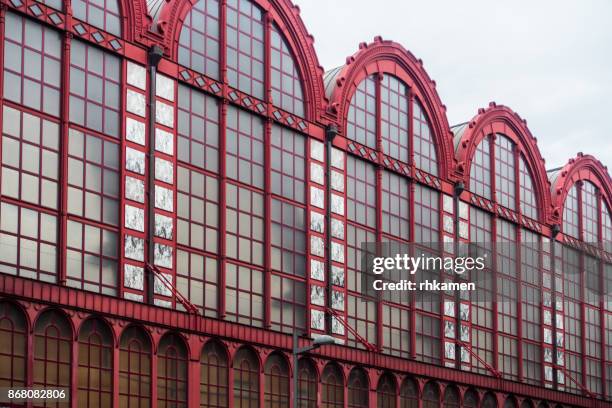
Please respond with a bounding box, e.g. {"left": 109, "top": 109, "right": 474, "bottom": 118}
{"left": 549, "top": 153, "right": 612, "bottom": 223}
{"left": 326, "top": 37, "right": 455, "bottom": 180}
{"left": 153, "top": 0, "right": 326, "bottom": 121}
{"left": 455, "top": 103, "right": 551, "bottom": 220}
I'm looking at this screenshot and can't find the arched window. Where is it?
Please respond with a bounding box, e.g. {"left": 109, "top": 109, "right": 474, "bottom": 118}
{"left": 33, "top": 309, "right": 72, "bottom": 405}
{"left": 494, "top": 134, "right": 516, "bottom": 210}
{"left": 158, "top": 333, "right": 188, "bottom": 408}
{"left": 413, "top": 99, "right": 437, "bottom": 175}
{"left": 520, "top": 400, "right": 534, "bottom": 408}
{"left": 347, "top": 75, "right": 377, "bottom": 149}
{"left": 321, "top": 363, "right": 344, "bottom": 408}
{"left": 399, "top": 377, "right": 418, "bottom": 408}
{"left": 264, "top": 353, "right": 289, "bottom": 407}
{"left": 347, "top": 367, "right": 368, "bottom": 408}
{"left": 0, "top": 302, "right": 27, "bottom": 388}
{"left": 582, "top": 181, "right": 599, "bottom": 243}
{"left": 482, "top": 392, "right": 498, "bottom": 408}
{"left": 297, "top": 358, "right": 317, "bottom": 408}
{"left": 469, "top": 137, "right": 491, "bottom": 199}
{"left": 376, "top": 373, "right": 396, "bottom": 408}
{"left": 504, "top": 396, "right": 518, "bottom": 408}
{"left": 77, "top": 318, "right": 113, "bottom": 407}
{"left": 178, "top": 0, "right": 221, "bottom": 79}
{"left": 119, "top": 326, "right": 151, "bottom": 407}
{"left": 72, "top": 0, "right": 122, "bottom": 36}
{"left": 233, "top": 347, "right": 259, "bottom": 408}
{"left": 519, "top": 155, "right": 538, "bottom": 219}
{"left": 602, "top": 203, "right": 612, "bottom": 252}
{"left": 442, "top": 385, "right": 460, "bottom": 408}
{"left": 422, "top": 381, "right": 440, "bottom": 408}
{"left": 562, "top": 184, "right": 579, "bottom": 238}
{"left": 271, "top": 25, "right": 304, "bottom": 117}
{"left": 200, "top": 341, "right": 228, "bottom": 408}
{"left": 463, "top": 388, "right": 479, "bottom": 408}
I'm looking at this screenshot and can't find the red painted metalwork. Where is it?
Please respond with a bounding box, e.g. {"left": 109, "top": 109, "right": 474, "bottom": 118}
{"left": 0, "top": 0, "right": 610, "bottom": 407}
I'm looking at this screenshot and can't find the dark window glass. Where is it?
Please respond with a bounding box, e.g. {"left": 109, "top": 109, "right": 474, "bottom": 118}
{"left": 157, "top": 334, "right": 188, "bottom": 408}
{"left": 422, "top": 382, "right": 440, "bottom": 408}
{"left": 264, "top": 354, "right": 289, "bottom": 408}
{"left": 297, "top": 359, "right": 317, "bottom": 408}
{"left": 77, "top": 319, "right": 113, "bottom": 408}
{"left": 0, "top": 302, "right": 27, "bottom": 388}
{"left": 225, "top": 262, "right": 263, "bottom": 327}
{"left": 200, "top": 341, "right": 228, "bottom": 408}
{"left": 33, "top": 310, "right": 72, "bottom": 408}
{"left": 271, "top": 125, "right": 305, "bottom": 202}
{"left": 347, "top": 368, "right": 368, "bottom": 408}
{"left": 443, "top": 386, "right": 460, "bottom": 408}
{"left": 226, "top": 106, "right": 264, "bottom": 188}
{"left": 381, "top": 171, "right": 409, "bottom": 239}
{"left": 119, "top": 326, "right": 151, "bottom": 407}
{"left": 399, "top": 378, "right": 418, "bottom": 408}
{"left": 233, "top": 347, "right": 259, "bottom": 408}
{"left": 346, "top": 156, "right": 376, "bottom": 228}
{"left": 225, "top": 183, "right": 264, "bottom": 266}
{"left": 321, "top": 364, "right": 344, "bottom": 408}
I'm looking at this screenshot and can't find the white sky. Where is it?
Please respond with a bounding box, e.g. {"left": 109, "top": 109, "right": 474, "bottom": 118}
{"left": 297, "top": 0, "right": 612, "bottom": 171}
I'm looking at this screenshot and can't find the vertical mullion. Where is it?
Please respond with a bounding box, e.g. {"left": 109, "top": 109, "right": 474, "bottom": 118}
{"left": 514, "top": 146, "right": 524, "bottom": 382}
{"left": 597, "top": 192, "right": 607, "bottom": 398}
{"left": 490, "top": 133, "right": 499, "bottom": 373}
{"left": 218, "top": 0, "right": 228, "bottom": 318}
{"left": 263, "top": 10, "right": 272, "bottom": 329}
{"left": 375, "top": 73, "right": 384, "bottom": 349}
{"left": 408, "top": 94, "right": 417, "bottom": 360}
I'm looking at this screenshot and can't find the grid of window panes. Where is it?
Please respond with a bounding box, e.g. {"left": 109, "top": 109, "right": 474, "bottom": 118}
{"left": 519, "top": 155, "right": 538, "bottom": 219}
{"left": 3, "top": 13, "right": 62, "bottom": 117}
{"left": 381, "top": 170, "right": 409, "bottom": 240}
{"left": 346, "top": 75, "right": 377, "bottom": 149}
{"left": 469, "top": 137, "right": 491, "bottom": 199}
{"left": 177, "top": 166, "right": 219, "bottom": 254}
{"left": 270, "top": 125, "right": 305, "bottom": 202}
{"left": 346, "top": 156, "right": 377, "bottom": 228}
{"left": 603, "top": 204, "right": 612, "bottom": 253}
{"left": 226, "top": 0, "right": 265, "bottom": 99}
{"left": 520, "top": 229, "right": 542, "bottom": 385}
{"left": 69, "top": 40, "right": 121, "bottom": 138}
{"left": 563, "top": 185, "right": 580, "bottom": 238}
{"left": 157, "top": 334, "right": 188, "bottom": 407}
{"left": 271, "top": 25, "right": 305, "bottom": 117}
{"left": 177, "top": 85, "right": 220, "bottom": 172}
{"left": 380, "top": 75, "right": 409, "bottom": 162}
{"left": 225, "top": 106, "right": 264, "bottom": 188}
{"left": 176, "top": 249, "right": 219, "bottom": 317}
{"left": 562, "top": 246, "right": 582, "bottom": 394}
{"left": 72, "top": 0, "right": 122, "bottom": 36}
{"left": 495, "top": 135, "right": 516, "bottom": 210}
{"left": 496, "top": 219, "right": 519, "bottom": 380}
{"left": 178, "top": 0, "right": 220, "bottom": 79}
{"left": 582, "top": 181, "right": 599, "bottom": 244}
{"left": 584, "top": 256, "right": 603, "bottom": 396}
{"left": 413, "top": 100, "right": 438, "bottom": 176}
{"left": 1, "top": 106, "right": 60, "bottom": 209}
{"left": 469, "top": 207, "right": 494, "bottom": 375}
{"left": 77, "top": 319, "right": 113, "bottom": 408}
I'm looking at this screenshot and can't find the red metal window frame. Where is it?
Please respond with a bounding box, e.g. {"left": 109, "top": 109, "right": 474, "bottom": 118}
{"left": 321, "top": 364, "right": 344, "bottom": 408}
{"left": 157, "top": 334, "right": 188, "bottom": 408}
{"left": 3, "top": 12, "right": 62, "bottom": 118}
{"left": 200, "top": 341, "right": 229, "bottom": 408}
{"left": 178, "top": 0, "right": 221, "bottom": 80}
{"left": 422, "top": 381, "right": 441, "bottom": 408}
{"left": 562, "top": 185, "right": 579, "bottom": 238}
{"left": 0, "top": 302, "right": 27, "bottom": 388}
{"left": 582, "top": 182, "right": 599, "bottom": 244}
{"left": 469, "top": 136, "right": 491, "bottom": 200}
{"left": 296, "top": 358, "right": 317, "bottom": 408}
{"left": 519, "top": 155, "right": 538, "bottom": 220}
{"left": 71, "top": 0, "right": 122, "bottom": 36}
{"left": 33, "top": 310, "right": 72, "bottom": 407}
{"left": 413, "top": 99, "right": 438, "bottom": 176}
{"left": 77, "top": 319, "right": 113, "bottom": 407}
{"left": 380, "top": 75, "right": 409, "bottom": 163}
{"left": 346, "top": 75, "right": 377, "bottom": 149}
{"left": 347, "top": 367, "right": 368, "bottom": 408}
{"left": 232, "top": 347, "right": 259, "bottom": 408}
{"left": 495, "top": 134, "right": 516, "bottom": 211}
{"left": 118, "top": 326, "right": 151, "bottom": 408}
{"left": 224, "top": 261, "right": 264, "bottom": 327}
{"left": 270, "top": 24, "right": 304, "bottom": 117}
{"left": 263, "top": 353, "right": 289, "bottom": 408}
{"left": 399, "top": 377, "right": 418, "bottom": 408}
{"left": 176, "top": 249, "right": 219, "bottom": 316}
{"left": 376, "top": 373, "right": 397, "bottom": 408}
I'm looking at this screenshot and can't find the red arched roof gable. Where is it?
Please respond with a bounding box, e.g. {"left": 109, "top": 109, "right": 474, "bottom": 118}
{"left": 326, "top": 38, "right": 455, "bottom": 180}
{"left": 549, "top": 153, "right": 612, "bottom": 222}
{"left": 455, "top": 104, "right": 551, "bottom": 221}
{"left": 154, "top": 0, "right": 326, "bottom": 121}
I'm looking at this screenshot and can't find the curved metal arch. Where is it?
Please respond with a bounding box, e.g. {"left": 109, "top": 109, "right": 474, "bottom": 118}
{"left": 376, "top": 371, "right": 398, "bottom": 393}
{"left": 263, "top": 349, "right": 290, "bottom": 372}
{"left": 0, "top": 299, "right": 30, "bottom": 332}
{"left": 118, "top": 323, "right": 155, "bottom": 353}
{"left": 549, "top": 153, "right": 612, "bottom": 223}
{"left": 455, "top": 104, "right": 552, "bottom": 221}
{"left": 32, "top": 307, "right": 75, "bottom": 338}
{"left": 325, "top": 37, "right": 455, "bottom": 180}
{"left": 321, "top": 360, "right": 346, "bottom": 385}
{"left": 158, "top": 330, "right": 190, "bottom": 358}
{"left": 154, "top": 0, "right": 326, "bottom": 121}
{"left": 231, "top": 344, "right": 263, "bottom": 370}
{"left": 76, "top": 315, "right": 117, "bottom": 347}
{"left": 201, "top": 337, "right": 231, "bottom": 362}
